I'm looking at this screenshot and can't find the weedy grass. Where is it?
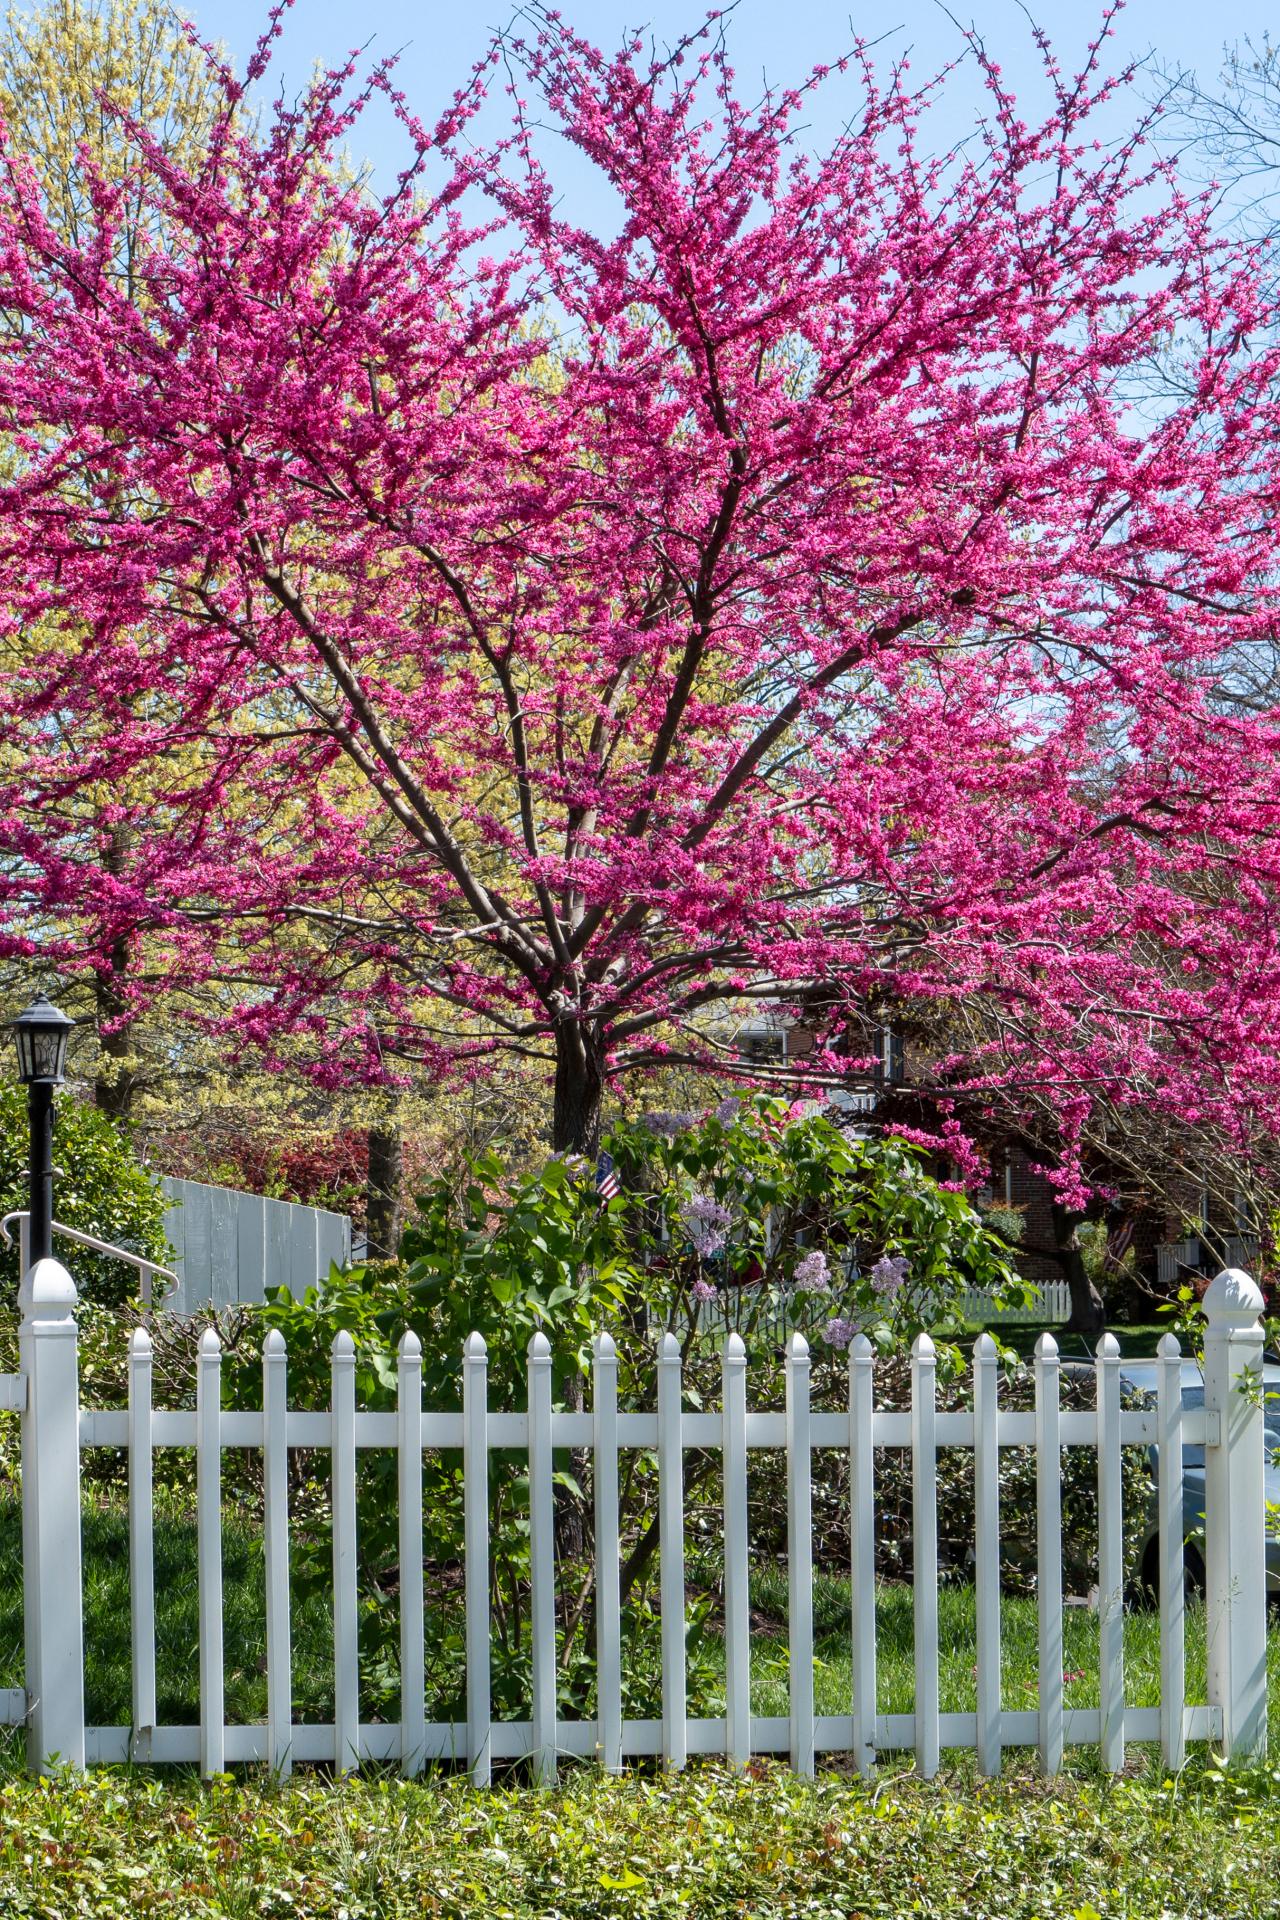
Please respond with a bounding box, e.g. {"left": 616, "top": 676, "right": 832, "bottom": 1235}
{"left": 0, "top": 1750, "right": 1277, "bottom": 1917}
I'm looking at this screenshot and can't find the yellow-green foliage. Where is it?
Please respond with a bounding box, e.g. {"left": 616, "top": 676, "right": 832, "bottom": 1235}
{"left": 0, "top": 0, "right": 219, "bottom": 264}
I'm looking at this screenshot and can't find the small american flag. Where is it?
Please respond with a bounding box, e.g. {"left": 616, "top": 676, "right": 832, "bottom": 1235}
{"left": 595, "top": 1151, "right": 621, "bottom": 1202}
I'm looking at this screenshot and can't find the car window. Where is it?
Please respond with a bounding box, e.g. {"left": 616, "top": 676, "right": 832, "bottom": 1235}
{"left": 1178, "top": 1383, "right": 1280, "bottom": 1464}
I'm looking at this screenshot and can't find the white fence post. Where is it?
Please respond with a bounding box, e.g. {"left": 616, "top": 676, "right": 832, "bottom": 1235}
{"left": 463, "top": 1332, "right": 491, "bottom": 1787}
{"left": 1203, "top": 1267, "right": 1268, "bottom": 1761}
{"left": 657, "top": 1332, "right": 686, "bottom": 1772}
{"left": 527, "top": 1331, "right": 557, "bottom": 1787}
{"left": 128, "top": 1327, "right": 156, "bottom": 1760}
{"left": 722, "top": 1333, "right": 751, "bottom": 1770}
{"left": 19, "top": 1254, "right": 84, "bottom": 1772}
{"left": 197, "top": 1327, "right": 224, "bottom": 1778}
{"left": 593, "top": 1333, "right": 623, "bottom": 1775}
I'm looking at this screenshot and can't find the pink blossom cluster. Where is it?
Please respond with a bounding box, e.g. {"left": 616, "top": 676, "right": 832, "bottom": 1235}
{"left": 0, "top": 10, "right": 1276, "bottom": 1181}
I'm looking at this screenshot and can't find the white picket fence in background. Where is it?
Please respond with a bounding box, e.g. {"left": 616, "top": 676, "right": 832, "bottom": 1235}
{"left": 959, "top": 1279, "right": 1072, "bottom": 1326}
{"left": 689, "top": 1279, "right": 1072, "bottom": 1350}
{"left": 6, "top": 1257, "right": 1271, "bottom": 1778}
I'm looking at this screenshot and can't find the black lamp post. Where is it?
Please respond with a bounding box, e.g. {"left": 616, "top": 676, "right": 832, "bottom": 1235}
{"left": 8, "top": 992, "right": 74, "bottom": 1267}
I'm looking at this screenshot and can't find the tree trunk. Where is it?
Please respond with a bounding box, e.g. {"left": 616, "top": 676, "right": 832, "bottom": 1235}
{"left": 549, "top": 1019, "right": 609, "bottom": 1572}
{"left": 94, "top": 826, "right": 136, "bottom": 1120}
{"left": 366, "top": 1121, "right": 403, "bottom": 1262}
{"left": 551, "top": 1018, "right": 607, "bottom": 1155}
{"left": 1054, "top": 1202, "right": 1105, "bottom": 1335}
{"left": 93, "top": 941, "right": 135, "bottom": 1120}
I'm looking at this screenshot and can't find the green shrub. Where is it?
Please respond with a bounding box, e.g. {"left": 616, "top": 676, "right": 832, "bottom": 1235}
{"left": 212, "top": 1109, "right": 1024, "bottom": 1718}
{"left": 0, "top": 1084, "right": 169, "bottom": 1305}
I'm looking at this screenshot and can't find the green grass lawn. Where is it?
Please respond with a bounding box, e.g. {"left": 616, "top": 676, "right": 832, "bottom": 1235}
{"left": 0, "top": 1493, "right": 1267, "bottom": 1740}
{"left": 743, "top": 1565, "right": 1233, "bottom": 1725}
{"left": 963, "top": 1321, "right": 1175, "bottom": 1364}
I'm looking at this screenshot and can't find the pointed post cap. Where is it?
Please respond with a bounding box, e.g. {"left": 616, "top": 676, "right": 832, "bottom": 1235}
{"left": 463, "top": 1330, "right": 487, "bottom": 1361}
{"left": 398, "top": 1329, "right": 422, "bottom": 1361}
{"left": 1203, "top": 1267, "right": 1265, "bottom": 1328}
{"left": 722, "top": 1330, "right": 747, "bottom": 1366}
{"left": 264, "top": 1328, "right": 287, "bottom": 1359}
{"left": 1034, "top": 1331, "right": 1059, "bottom": 1362}
{"left": 527, "top": 1330, "right": 551, "bottom": 1361}
{"left": 592, "top": 1330, "right": 617, "bottom": 1362}
{"left": 1096, "top": 1331, "right": 1120, "bottom": 1361}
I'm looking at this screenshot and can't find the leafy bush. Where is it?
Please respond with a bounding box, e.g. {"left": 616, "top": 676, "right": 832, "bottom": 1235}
{"left": 0, "top": 1084, "right": 169, "bottom": 1305}
{"left": 746, "top": 1351, "right": 1151, "bottom": 1594}
{"left": 213, "top": 1106, "right": 1023, "bottom": 1716}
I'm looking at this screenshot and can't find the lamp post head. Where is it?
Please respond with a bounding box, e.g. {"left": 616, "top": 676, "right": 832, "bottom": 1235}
{"left": 8, "top": 991, "right": 74, "bottom": 1086}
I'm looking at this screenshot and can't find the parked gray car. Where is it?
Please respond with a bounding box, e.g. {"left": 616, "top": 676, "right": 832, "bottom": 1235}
{"left": 1118, "top": 1357, "right": 1280, "bottom": 1598}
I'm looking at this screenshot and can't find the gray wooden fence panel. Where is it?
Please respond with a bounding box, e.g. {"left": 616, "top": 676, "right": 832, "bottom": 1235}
{"left": 157, "top": 1178, "right": 352, "bottom": 1314}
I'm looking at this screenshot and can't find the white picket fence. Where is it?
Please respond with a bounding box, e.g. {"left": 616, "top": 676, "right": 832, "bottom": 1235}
{"left": 688, "top": 1278, "right": 1072, "bottom": 1349}
{"left": 7, "top": 1256, "right": 1271, "bottom": 1778}
{"left": 959, "top": 1279, "right": 1072, "bottom": 1325}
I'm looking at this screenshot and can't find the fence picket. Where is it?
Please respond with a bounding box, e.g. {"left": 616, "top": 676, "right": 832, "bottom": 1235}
{"left": 463, "top": 1333, "right": 491, "bottom": 1787}
{"left": 1035, "top": 1333, "right": 1064, "bottom": 1777}
{"left": 1096, "top": 1332, "right": 1125, "bottom": 1772}
{"left": 398, "top": 1332, "right": 425, "bottom": 1777}
{"left": 973, "top": 1333, "right": 1001, "bottom": 1777}
{"left": 786, "top": 1333, "right": 815, "bottom": 1777}
{"left": 263, "top": 1330, "right": 292, "bottom": 1779}
{"left": 528, "top": 1332, "right": 557, "bottom": 1787}
{"left": 911, "top": 1334, "right": 940, "bottom": 1779}
{"left": 722, "top": 1333, "right": 751, "bottom": 1769}
{"left": 128, "top": 1329, "right": 155, "bottom": 1757}
{"left": 196, "top": 1328, "right": 223, "bottom": 1778}
{"left": 657, "top": 1332, "right": 686, "bottom": 1772}
{"left": 331, "top": 1332, "right": 359, "bottom": 1774}
{"left": 592, "top": 1334, "right": 623, "bottom": 1774}
{"left": 849, "top": 1335, "right": 877, "bottom": 1777}
{"left": 1156, "top": 1331, "right": 1186, "bottom": 1770}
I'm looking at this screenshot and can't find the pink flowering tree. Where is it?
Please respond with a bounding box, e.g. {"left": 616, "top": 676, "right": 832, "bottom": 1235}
{"left": 2, "top": 7, "right": 1280, "bottom": 1180}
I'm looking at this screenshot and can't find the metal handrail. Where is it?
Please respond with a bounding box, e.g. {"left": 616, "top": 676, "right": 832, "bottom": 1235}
{"left": 0, "top": 1211, "right": 177, "bottom": 1306}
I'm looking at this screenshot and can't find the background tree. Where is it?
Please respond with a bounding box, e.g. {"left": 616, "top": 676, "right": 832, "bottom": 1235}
{"left": 2, "top": 6, "right": 1280, "bottom": 1208}
{"left": 0, "top": 0, "right": 220, "bottom": 1121}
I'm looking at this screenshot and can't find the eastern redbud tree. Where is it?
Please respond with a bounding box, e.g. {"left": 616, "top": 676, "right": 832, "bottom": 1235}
{"left": 1, "top": 7, "right": 1279, "bottom": 1179}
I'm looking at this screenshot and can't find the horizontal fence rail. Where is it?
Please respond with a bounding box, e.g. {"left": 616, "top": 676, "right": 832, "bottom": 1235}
{"left": 10, "top": 1256, "right": 1272, "bottom": 1778}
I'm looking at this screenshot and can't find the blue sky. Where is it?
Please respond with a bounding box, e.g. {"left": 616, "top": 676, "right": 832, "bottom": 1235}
{"left": 184, "top": 0, "right": 1274, "bottom": 223}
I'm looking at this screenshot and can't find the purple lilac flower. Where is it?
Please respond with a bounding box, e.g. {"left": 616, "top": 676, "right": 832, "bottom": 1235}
{"left": 714, "top": 1097, "right": 739, "bottom": 1125}
{"left": 871, "top": 1253, "right": 910, "bottom": 1296}
{"left": 794, "top": 1249, "right": 831, "bottom": 1294}
{"left": 822, "top": 1315, "right": 860, "bottom": 1350}
{"left": 681, "top": 1192, "right": 732, "bottom": 1258}
{"left": 642, "top": 1110, "right": 697, "bottom": 1140}
{"left": 690, "top": 1277, "right": 718, "bottom": 1303}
